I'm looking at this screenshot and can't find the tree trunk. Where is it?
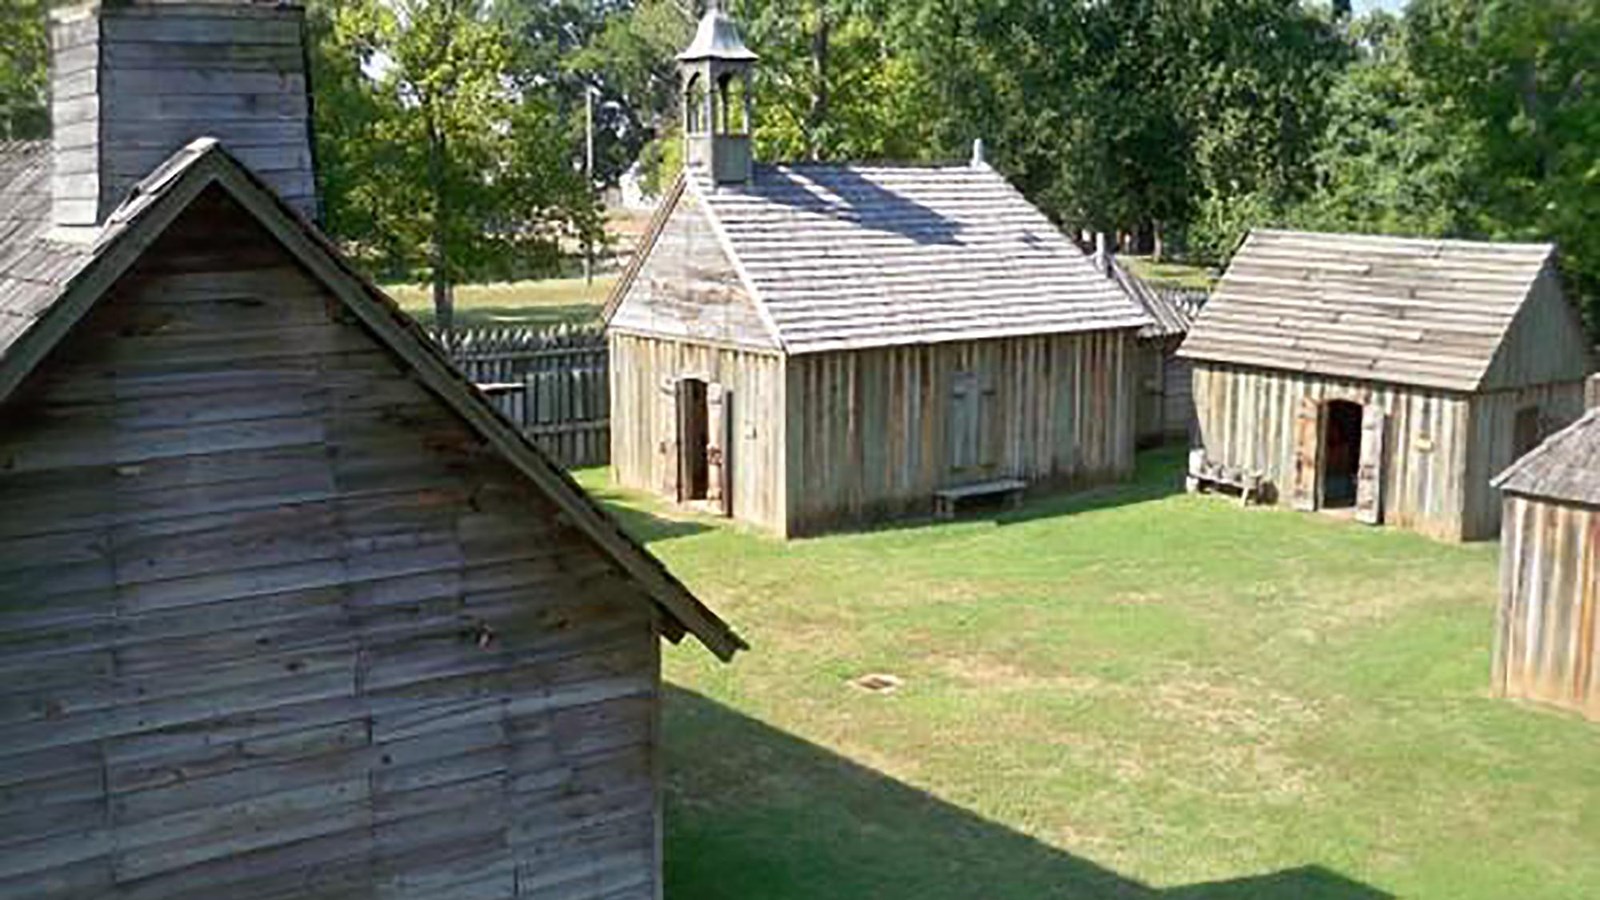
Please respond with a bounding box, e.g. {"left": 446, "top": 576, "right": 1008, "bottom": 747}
{"left": 426, "top": 116, "right": 454, "bottom": 332}
{"left": 804, "top": 7, "right": 830, "bottom": 162}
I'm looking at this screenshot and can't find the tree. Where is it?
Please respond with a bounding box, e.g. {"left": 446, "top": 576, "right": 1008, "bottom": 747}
{"left": 310, "top": 0, "right": 599, "bottom": 329}
{"left": 1293, "top": 13, "right": 1473, "bottom": 237}
{"left": 0, "top": 0, "right": 47, "bottom": 141}
{"left": 1406, "top": 0, "right": 1600, "bottom": 332}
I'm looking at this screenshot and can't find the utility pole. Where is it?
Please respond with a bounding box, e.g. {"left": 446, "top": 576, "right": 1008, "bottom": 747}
{"left": 584, "top": 85, "right": 596, "bottom": 285}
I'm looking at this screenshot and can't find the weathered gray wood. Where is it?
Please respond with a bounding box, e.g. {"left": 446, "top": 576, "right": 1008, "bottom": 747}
{"left": 1183, "top": 229, "right": 1593, "bottom": 393}
{"left": 0, "top": 162, "right": 692, "bottom": 898}
{"left": 1191, "top": 360, "right": 1588, "bottom": 541}
{"left": 1355, "top": 408, "right": 1387, "bottom": 525}
{"left": 1494, "top": 493, "right": 1599, "bottom": 720}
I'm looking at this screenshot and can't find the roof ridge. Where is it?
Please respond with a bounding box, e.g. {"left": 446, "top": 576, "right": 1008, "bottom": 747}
{"left": 0, "top": 140, "right": 746, "bottom": 661}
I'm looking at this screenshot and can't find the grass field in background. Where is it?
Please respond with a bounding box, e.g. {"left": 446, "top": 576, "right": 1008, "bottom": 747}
{"left": 1124, "top": 257, "right": 1218, "bottom": 290}
{"left": 576, "top": 447, "right": 1600, "bottom": 899}
{"left": 388, "top": 276, "right": 613, "bottom": 328}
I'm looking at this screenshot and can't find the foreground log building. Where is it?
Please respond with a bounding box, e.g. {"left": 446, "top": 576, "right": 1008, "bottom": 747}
{"left": 1493, "top": 401, "right": 1600, "bottom": 720}
{"left": 1181, "top": 229, "right": 1594, "bottom": 541}
{"left": 0, "top": 3, "right": 741, "bottom": 898}
{"left": 605, "top": 9, "right": 1150, "bottom": 536}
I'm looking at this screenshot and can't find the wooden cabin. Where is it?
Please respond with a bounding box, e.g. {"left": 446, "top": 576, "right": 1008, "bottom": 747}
{"left": 1179, "top": 229, "right": 1595, "bottom": 541}
{"left": 1104, "top": 256, "right": 1200, "bottom": 446}
{"left": 604, "top": 9, "right": 1150, "bottom": 537}
{"left": 1492, "top": 404, "right": 1600, "bottom": 719}
{"left": 0, "top": 4, "right": 741, "bottom": 898}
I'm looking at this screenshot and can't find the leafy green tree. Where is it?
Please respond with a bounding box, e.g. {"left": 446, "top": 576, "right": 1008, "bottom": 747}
{"left": 0, "top": 0, "right": 48, "bottom": 140}
{"left": 1406, "top": 0, "right": 1600, "bottom": 331}
{"left": 309, "top": 0, "right": 599, "bottom": 329}
{"left": 1293, "top": 14, "right": 1473, "bottom": 237}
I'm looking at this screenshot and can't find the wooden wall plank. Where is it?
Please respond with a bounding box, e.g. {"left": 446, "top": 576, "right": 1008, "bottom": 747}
{"left": 0, "top": 185, "right": 664, "bottom": 895}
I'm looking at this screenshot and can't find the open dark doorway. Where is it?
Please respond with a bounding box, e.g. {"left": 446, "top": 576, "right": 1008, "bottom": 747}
{"left": 678, "top": 378, "right": 709, "bottom": 501}
{"left": 1322, "top": 400, "right": 1363, "bottom": 509}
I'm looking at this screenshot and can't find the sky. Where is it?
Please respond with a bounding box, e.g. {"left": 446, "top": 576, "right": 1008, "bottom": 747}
{"left": 1354, "top": 0, "right": 1407, "bottom": 12}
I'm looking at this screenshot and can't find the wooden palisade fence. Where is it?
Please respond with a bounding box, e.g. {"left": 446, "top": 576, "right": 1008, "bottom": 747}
{"left": 432, "top": 324, "right": 611, "bottom": 467}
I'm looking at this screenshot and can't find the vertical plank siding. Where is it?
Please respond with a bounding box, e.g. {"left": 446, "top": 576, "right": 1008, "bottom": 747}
{"left": 434, "top": 326, "right": 611, "bottom": 468}
{"left": 1192, "top": 362, "right": 1478, "bottom": 540}
{"left": 1133, "top": 338, "right": 1194, "bottom": 447}
{"left": 0, "top": 188, "right": 662, "bottom": 899}
{"left": 1496, "top": 495, "right": 1600, "bottom": 719}
{"left": 784, "top": 330, "right": 1137, "bottom": 535}
{"left": 608, "top": 333, "right": 787, "bottom": 533}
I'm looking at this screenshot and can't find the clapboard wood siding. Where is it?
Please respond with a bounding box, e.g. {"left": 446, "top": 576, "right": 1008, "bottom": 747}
{"left": 49, "top": 2, "right": 317, "bottom": 227}
{"left": 784, "top": 330, "right": 1136, "bottom": 535}
{"left": 1495, "top": 494, "right": 1600, "bottom": 719}
{"left": 0, "top": 188, "right": 663, "bottom": 899}
{"left": 1192, "top": 362, "right": 1478, "bottom": 540}
{"left": 609, "top": 333, "right": 786, "bottom": 533}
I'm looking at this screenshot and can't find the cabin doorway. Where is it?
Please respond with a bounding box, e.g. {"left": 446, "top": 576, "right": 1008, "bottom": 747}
{"left": 1321, "top": 400, "right": 1363, "bottom": 509}
{"left": 677, "top": 378, "right": 710, "bottom": 501}
{"left": 660, "top": 376, "right": 733, "bottom": 516}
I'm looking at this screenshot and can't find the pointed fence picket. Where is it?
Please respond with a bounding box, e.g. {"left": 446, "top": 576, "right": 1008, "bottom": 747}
{"left": 431, "top": 324, "right": 610, "bottom": 468}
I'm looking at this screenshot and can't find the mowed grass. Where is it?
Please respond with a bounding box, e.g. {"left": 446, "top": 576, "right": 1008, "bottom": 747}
{"left": 387, "top": 276, "right": 612, "bottom": 328}
{"left": 575, "top": 447, "right": 1600, "bottom": 899}
{"left": 1124, "top": 257, "right": 1217, "bottom": 290}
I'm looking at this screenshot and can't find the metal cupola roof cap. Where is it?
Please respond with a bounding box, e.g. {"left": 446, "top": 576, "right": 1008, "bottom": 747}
{"left": 677, "top": 4, "right": 759, "bottom": 62}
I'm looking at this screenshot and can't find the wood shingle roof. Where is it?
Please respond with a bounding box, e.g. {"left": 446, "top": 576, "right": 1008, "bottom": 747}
{"left": 684, "top": 163, "right": 1151, "bottom": 353}
{"left": 1494, "top": 408, "right": 1600, "bottom": 508}
{"left": 0, "top": 141, "right": 90, "bottom": 361}
{"left": 1180, "top": 229, "right": 1558, "bottom": 392}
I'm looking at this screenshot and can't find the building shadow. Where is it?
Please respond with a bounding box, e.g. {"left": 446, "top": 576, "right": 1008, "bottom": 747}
{"left": 664, "top": 687, "right": 1390, "bottom": 900}
{"left": 750, "top": 164, "right": 963, "bottom": 246}
{"left": 579, "top": 483, "right": 714, "bottom": 543}
{"left": 990, "top": 442, "right": 1190, "bottom": 527}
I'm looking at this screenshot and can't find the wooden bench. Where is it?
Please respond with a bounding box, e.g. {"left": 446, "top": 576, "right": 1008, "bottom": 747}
{"left": 934, "top": 479, "right": 1028, "bottom": 520}
{"left": 1185, "top": 450, "right": 1264, "bottom": 507}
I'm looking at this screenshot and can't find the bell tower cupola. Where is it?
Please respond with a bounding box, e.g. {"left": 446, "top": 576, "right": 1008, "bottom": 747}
{"left": 678, "top": 4, "right": 757, "bottom": 186}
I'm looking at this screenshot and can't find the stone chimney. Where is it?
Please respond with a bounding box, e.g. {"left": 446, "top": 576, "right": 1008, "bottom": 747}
{"left": 50, "top": 1, "right": 318, "bottom": 229}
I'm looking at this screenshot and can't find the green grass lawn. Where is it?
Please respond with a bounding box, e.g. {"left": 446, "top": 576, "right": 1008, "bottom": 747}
{"left": 575, "top": 447, "right": 1600, "bottom": 899}
{"left": 1124, "top": 257, "right": 1218, "bottom": 290}
{"left": 387, "top": 276, "right": 613, "bottom": 328}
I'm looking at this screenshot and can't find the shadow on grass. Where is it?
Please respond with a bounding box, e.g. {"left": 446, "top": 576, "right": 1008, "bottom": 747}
{"left": 665, "top": 686, "right": 1388, "bottom": 900}
{"left": 817, "top": 443, "right": 1191, "bottom": 540}
{"left": 581, "top": 483, "right": 714, "bottom": 543}
{"left": 994, "top": 442, "right": 1190, "bottom": 526}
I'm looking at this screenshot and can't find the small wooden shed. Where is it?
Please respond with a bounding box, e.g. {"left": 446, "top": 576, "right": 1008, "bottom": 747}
{"left": 0, "top": 4, "right": 741, "bottom": 898}
{"left": 1180, "top": 229, "right": 1595, "bottom": 540}
{"left": 1492, "top": 405, "right": 1600, "bottom": 719}
{"left": 1105, "top": 257, "right": 1200, "bottom": 446}
{"left": 604, "top": 9, "right": 1150, "bottom": 537}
